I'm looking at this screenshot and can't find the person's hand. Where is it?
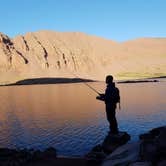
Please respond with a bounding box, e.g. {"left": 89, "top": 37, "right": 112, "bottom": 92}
{"left": 96, "top": 96, "right": 101, "bottom": 100}
{"left": 96, "top": 94, "right": 105, "bottom": 101}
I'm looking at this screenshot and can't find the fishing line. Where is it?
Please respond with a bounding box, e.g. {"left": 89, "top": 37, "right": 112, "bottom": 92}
{"left": 68, "top": 71, "right": 100, "bottom": 95}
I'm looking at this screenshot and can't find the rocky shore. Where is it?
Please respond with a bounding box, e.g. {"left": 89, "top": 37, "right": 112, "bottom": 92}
{"left": 0, "top": 126, "right": 165, "bottom": 166}
{"left": 102, "top": 126, "right": 166, "bottom": 166}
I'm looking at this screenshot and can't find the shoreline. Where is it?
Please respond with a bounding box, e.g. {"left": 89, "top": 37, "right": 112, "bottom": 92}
{"left": 0, "top": 76, "right": 165, "bottom": 87}
{"left": 117, "top": 76, "right": 166, "bottom": 84}
{"left": 117, "top": 79, "right": 159, "bottom": 84}
{"left": 0, "top": 77, "right": 96, "bottom": 86}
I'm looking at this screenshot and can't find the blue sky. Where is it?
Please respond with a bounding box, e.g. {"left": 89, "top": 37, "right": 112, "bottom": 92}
{"left": 0, "top": 0, "right": 166, "bottom": 41}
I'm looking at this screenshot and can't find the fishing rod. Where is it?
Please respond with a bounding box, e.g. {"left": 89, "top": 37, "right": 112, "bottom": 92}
{"left": 81, "top": 80, "right": 100, "bottom": 95}
{"left": 70, "top": 71, "right": 100, "bottom": 95}
{"left": 74, "top": 72, "right": 121, "bottom": 110}
{"left": 49, "top": 40, "right": 101, "bottom": 95}
{"left": 66, "top": 69, "right": 122, "bottom": 110}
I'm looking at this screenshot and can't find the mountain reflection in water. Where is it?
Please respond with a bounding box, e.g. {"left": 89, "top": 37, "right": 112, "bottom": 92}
{"left": 0, "top": 80, "right": 165, "bottom": 156}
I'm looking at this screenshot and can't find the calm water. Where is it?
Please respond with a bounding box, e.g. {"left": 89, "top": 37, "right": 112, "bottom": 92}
{"left": 0, "top": 79, "right": 165, "bottom": 156}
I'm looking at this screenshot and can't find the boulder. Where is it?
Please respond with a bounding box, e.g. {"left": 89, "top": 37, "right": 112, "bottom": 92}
{"left": 139, "top": 133, "right": 155, "bottom": 140}
{"left": 42, "top": 147, "right": 57, "bottom": 158}
{"left": 102, "top": 131, "right": 131, "bottom": 153}
{"left": 102, "top": 142, "right": 140, "bottom": 166}
{"left": 139, "top": 126, "right": 166, "bottom": 164}
{"left": 32, "top": 150, "right": 43, "bottom": 160}
{"left": 85, "top": 144, "right": 106, "bottom": 163}
{"left": 129, "top": 161, "right": 152, "bottom": 166}
{"left": 85, "top": 131, "right": 130, "bottom": 163}
{"left": 0, "top": 147, "right": 57, "bottom": 165}
{"left": 150, "top": 126, "right": 166, "bottom": 137}
{"left": 0, "top": 148, "right": 18, "bottom": 157}
{"left": 0, "top": 148, "right": 32, "bottom": 166}
{"left": 139, "top": 139, "right": 158, "bottom": 162}
{"left": 157, "top": 160, "right": 166, "bottom": 166}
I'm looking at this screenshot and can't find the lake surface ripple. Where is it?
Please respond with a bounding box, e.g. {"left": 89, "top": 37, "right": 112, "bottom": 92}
{"left": 0, "top": 79, "right": 165, "bottom": 156}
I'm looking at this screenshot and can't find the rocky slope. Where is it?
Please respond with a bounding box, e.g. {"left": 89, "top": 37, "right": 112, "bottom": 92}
{"left": 0, "top": 31, "right": 166, "bottom": 84}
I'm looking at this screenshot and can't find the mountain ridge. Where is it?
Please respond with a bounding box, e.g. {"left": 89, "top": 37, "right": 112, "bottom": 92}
{"left": 0, "top": 30, "right": 166, "bottom": 84}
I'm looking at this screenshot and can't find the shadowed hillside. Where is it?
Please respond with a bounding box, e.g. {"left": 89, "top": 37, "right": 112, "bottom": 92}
{"left": 1, "top": 77, "right": 95, "bottom": 86}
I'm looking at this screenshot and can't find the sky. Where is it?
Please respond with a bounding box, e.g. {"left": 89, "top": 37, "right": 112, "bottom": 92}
{"left": 0, "top": 0, "right": 166, "bottom": 41}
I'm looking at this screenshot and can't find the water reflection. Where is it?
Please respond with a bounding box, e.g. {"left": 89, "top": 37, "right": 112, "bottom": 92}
{"left": 0, "top": 80, "right": 165, "bottom": 156}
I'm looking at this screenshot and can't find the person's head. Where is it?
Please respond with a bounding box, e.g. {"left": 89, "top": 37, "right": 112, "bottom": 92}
{"left": 106, "top": 75, "right": 113, "bottom": 84}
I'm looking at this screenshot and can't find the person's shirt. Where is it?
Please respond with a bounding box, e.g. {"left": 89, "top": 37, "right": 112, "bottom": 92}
{"left": 105, "top": 83, "right": 119, "bottom": 104}
{"left": 96, "top": 82, "right": 120, "bottom": 104}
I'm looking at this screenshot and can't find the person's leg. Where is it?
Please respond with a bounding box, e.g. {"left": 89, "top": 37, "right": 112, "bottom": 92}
{"left": 106, "top": 104, "right": 118, "bottom": 134}
{"left": 106, "top": 111, "right": 112, "bottom": 131}
{"left": 110, "top": 110, "right": 118, "bottom": 134}
{"left": 106, "top": 104, "right": 112, "bottom": 131}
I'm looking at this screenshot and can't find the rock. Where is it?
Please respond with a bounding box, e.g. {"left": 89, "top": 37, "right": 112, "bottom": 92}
{"left": 85, "top": 131, "right": 130, "bottom": 163}
{"left": 139, "top": 133, "right": 155, "bottom": 140}
{"left": 102, "top": 131, "right": 131, "bottom": 153}
{"left": 129, "top": 161, "right": 152, "bottom": 166}
{"left": 0, "top": 148, "right": 18, "bottom": 157}
{"left": 150, "top": 126, "right": 166, "bottom": 136}
{"left": 31, "top": 147, "right": 57, "bottom": 161}
{"left": 140, "top": 139, "right": 158, "bottom": 162}
{"left": 42, "top": 147, "right": 57, "bottom": 158}
{"left": 92, "top": 144, "right": 103, "bottom": 152}
{"left": 157, "top": 127, "right": 166, "bottom": 149}
{"left": 102, "top": 142, "right": 140, "bottom": 166}
{"left": 0, "top": 147, "right": 57, "bottom": 165}
{"left": 139, "top": 126, "right": 166, "bottom": 141}
{"left": 157, "top": 160, "right": 166, "bottom": 166}
{"left": 32, "top": 150, "right": 43, "bottom": 160}
{"left": 139, "top": 126, "right": 166, "bottom": 164}
{"left": 85, "top": 144, "right": 106, "bottom": 163}
{"left": 156, "top": 129, "right": 166, "bottom": 162}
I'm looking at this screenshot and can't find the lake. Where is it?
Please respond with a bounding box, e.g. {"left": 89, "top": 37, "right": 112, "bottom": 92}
{"left": 0, "top": 79, "right": 165, "bottom": 156}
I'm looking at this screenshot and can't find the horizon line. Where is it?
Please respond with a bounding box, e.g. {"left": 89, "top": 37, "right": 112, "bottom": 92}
{"left": 1, "top": 29, "right": 166, "bottom": 43}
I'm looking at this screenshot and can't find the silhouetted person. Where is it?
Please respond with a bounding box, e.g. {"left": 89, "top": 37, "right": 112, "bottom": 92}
{"left": 96, "top": 75, "right": 120, "bottom": 134}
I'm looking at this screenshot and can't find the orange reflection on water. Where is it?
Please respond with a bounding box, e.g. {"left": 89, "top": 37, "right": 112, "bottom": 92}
{"left": 0, "top": 80, "right": 165, "bottom": 154}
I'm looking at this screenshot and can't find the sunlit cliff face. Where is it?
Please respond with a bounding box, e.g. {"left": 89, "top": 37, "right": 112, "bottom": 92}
{"left": 0, "top": 31, "right": 166, "bottom": 84}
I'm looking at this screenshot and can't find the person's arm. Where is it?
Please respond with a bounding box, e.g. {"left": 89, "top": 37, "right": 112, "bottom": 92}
{"left": 104, "top": 87, "right": 111, "bottom": 103}
{"left": 96, "top": 93, "right": 105, "bottom": 101}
